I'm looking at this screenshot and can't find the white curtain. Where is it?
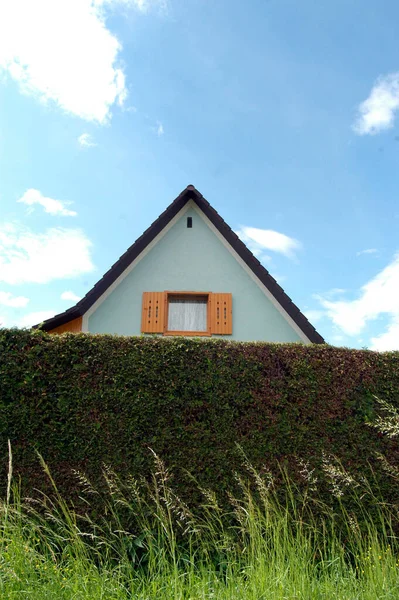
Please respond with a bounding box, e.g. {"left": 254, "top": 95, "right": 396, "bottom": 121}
{"left": 168, "top": 297, "right": 207, "bottom": 331}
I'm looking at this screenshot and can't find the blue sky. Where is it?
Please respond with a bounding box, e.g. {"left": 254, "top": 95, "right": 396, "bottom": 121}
{"left": 1, "top": 0, "right": 399, "bottom": 349}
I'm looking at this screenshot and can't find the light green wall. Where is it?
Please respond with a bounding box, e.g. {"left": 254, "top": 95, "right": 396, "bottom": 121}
{"left": 88, "top": 206, "right": 303, "bottom": 342}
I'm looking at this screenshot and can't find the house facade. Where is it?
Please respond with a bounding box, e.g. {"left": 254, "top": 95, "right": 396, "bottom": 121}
{"left": 39, "top": 186, "right": 324, "bottom": 344}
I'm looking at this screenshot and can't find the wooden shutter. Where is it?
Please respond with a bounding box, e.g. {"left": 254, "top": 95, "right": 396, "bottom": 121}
{"left": 141, "top": 292, "right": 165, "bottom": 333}
{"left": 210, "top": 293, "right": 232, "bottom": 335}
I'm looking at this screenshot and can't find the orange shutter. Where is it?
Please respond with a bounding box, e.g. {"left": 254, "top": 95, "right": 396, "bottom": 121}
{"left": 210, "top": 293, "right": 232, "bottom": 335}
{"left": 49, "top": 317, "right": 82, "bottom": 335}
{"left": 141, "top": 292, "right": 166, "bottom": 333}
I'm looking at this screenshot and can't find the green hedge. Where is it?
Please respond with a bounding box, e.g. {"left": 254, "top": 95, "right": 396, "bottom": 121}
{"left": 1, "top": 328, "right": 399, "bottom": 512}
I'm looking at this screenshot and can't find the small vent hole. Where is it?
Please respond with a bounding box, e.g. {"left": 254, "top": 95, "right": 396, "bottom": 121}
{"left": 187, "top": 217, "right": 192, "bottom": 228}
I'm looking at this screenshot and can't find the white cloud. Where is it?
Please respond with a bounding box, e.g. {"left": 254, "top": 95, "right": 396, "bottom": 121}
{"left": 0, "top": 291, "right": 29, "bottom": 308}
{"left": 356, "top": 248, "right": 378, "bottom": 256}
{"left": 353, "top": 73, "right": 399, "bottom": 135}
{"left": 317, "top": 253, "right": 399, "bottom": 349}
{"left": 0, "top": 223, "right": 94, "bottom": 284}
{"left": 61, "top": 290, "right": 81, "bottom": 302}
{"left": 78, "top": 133, "right": 97, "bottom": 148}
{"left": 18, "top": 189, "right": 77, "bottom": 217}
{"left": 236, "top": 226, "right": 301, "bottom": 259}
{"left": 0, "top": 0, "right": 131, "bottom": 123}
{"left": 18, "top": 310, "right": 56, "bottom": 328}
{"left": 370, "top": 318, "right": 399, "bottom": 352}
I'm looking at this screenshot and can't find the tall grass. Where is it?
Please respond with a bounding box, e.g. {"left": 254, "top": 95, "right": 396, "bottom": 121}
{"left": 1, "top": 446, "right": 399, "bottom": 598}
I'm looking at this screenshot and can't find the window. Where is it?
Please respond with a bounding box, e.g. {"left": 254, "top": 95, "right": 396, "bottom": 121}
{"left": 167, "top": 294, "right": 208, "bottom": 332}
{"left": 141, "top": 292, "right": 232, "bottom": 336}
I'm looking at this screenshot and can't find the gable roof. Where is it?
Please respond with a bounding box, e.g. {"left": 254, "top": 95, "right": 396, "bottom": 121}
{"left": 37, "top": 185, "right": 325, "bottom": 343}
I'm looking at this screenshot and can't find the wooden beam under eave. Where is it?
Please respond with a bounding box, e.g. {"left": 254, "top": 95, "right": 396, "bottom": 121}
{"left": 48, "top": 316, "right": 83, "bottom": 334}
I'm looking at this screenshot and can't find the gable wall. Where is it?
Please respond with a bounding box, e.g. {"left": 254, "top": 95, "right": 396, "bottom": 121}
{"left": 87, "top": 205, "right": 303, "bottom": 342}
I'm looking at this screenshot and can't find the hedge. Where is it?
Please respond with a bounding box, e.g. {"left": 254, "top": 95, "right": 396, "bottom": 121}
{"left": 1, "top": 328, "right": 399, "bottom": 516}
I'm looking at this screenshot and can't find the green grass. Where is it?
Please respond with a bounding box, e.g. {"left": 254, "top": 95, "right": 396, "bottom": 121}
{"left": 1, "top": 450, "right": 399, "bottom": 599}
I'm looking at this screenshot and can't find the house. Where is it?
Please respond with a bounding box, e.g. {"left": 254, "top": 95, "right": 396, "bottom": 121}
{"left": 38, "top": 186, "right": 324, "bottom": 344}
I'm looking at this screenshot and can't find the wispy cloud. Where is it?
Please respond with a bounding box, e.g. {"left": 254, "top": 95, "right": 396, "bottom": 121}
{"left": 0, "top": 291, "right": 29, "bottom": 308}
{"left": 99, "top": 0, "right": 167, "bottom": 13}
{"left": 303, "top": 309, "right": 325, "bottom": 324}
{"left": 61, "top": 290, "right": 81, "bottom": 302}
{"left": 322, "top": 288, "right": 346, "bottom": 298}
{"left": 101, "top": 0, "right": 168, "bottom": 13}
{"left": 236, "top": 226, "right": 301, "bottom": 259}
{"left": 18, "top": 189, "right": 77, "bottom": 217}
{"left": 152, "top": 121, "right": 164, "bottom": 136}
{"left": 0, "top": 223, "right": 94, "bottom": 284}
{"left": 316, "top": 253, "right": 399, "bottom": 350}
{"left": 356, "top": 248, "right": 378, "bottom": 257}
{"left": 353, "top": 73, "right": 399, "bottom": 135}
{"left": 270, "top": 272, "right": 286, "bottom": 284}
{"left": 78, "top": 133, "right": 97, "bottom": 148}
{"left": 18, "top": 310, "right": 56, "bottom": 328}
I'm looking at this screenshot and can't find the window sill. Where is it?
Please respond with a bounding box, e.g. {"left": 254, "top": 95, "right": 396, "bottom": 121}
{"left": 164, "top": 331, "right": 211, "bottom": 337}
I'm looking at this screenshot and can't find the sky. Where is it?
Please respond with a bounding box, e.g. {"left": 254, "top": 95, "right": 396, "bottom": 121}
{"left": 1, "top": 0, "right": 399, "bottom": 350}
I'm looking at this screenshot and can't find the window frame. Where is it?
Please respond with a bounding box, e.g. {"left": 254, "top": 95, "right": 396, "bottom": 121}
{"left": 163, "top": 291, "right": 212, "bottom": 337}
